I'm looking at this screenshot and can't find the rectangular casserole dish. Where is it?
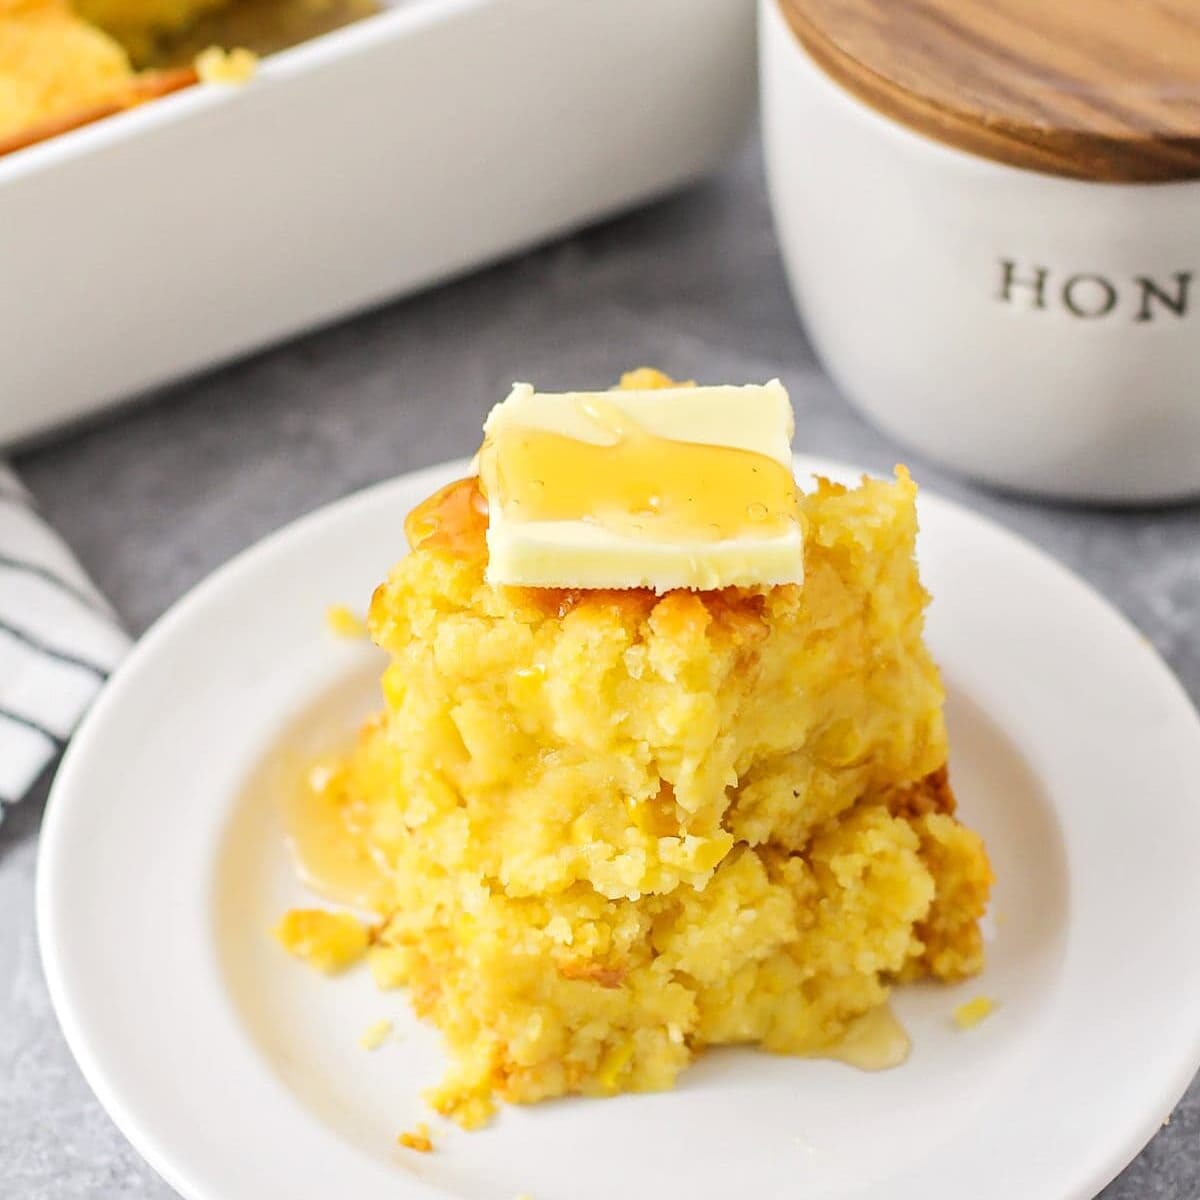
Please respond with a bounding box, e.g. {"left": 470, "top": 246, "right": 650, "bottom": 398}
{"left": 0, "top": 0, "right": 755, "bottom": 445}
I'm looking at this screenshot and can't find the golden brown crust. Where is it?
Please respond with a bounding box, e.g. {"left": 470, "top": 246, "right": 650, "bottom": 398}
{"left": 404, "top": 476, "right": 489, "bottom": 557}
{"left": 884, "top": 765, "right": 957, "bottom": 820}
{"left": 401, "top": 476, "right": 794, "bottom": 630}
{"left": 0, "top": 65, "right": 196, "bottom": 158}
{"left": 557, "top": 959, "right": 628, "bottom": 989}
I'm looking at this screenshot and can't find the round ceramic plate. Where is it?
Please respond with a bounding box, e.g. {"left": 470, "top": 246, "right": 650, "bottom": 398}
{"left": 38, "top": 457, "right": 1200, "bottom": 1200}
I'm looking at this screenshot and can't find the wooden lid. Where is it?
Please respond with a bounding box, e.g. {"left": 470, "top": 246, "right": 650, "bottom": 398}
{"left": 778, "top": 0, "right": 1200, "bottom": 182}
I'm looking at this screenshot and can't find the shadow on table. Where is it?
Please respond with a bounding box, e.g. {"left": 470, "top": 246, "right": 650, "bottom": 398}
{"left": 0, "top": 766, "right": 53, "bottom": 862}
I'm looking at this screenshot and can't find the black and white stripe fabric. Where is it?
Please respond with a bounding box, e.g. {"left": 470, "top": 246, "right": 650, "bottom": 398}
{"left": 0, "top": 463, "right": 128, "bottom": 813}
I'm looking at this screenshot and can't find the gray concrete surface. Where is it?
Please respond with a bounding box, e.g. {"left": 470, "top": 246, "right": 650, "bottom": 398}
{"left": 2, "top": 136, "right": 1198, "bottom": 1199}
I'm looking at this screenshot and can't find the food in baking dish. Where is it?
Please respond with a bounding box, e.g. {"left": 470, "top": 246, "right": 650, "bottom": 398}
{"left": 0, "top": 0, "right": 366, "bottom": 150}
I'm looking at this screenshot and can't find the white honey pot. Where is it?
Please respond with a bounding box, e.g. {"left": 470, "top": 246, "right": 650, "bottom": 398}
{"left": 761, "top": 0, "right": 1200, "bottom": 502}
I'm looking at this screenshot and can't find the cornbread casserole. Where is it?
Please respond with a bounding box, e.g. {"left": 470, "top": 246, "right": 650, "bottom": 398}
{"left": 277, "top": 373, "right": 992, "bottom": 1128}
{"left": 0, "top": 0, "right": 365, "bottom": 148}
{"left": 0, "top": 0, "right": 217, "bottom": 148}
{"left": 75, "top": 0, "right": 228, "bottom": 58}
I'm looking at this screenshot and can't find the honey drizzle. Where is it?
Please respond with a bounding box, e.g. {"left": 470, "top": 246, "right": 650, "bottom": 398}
{"left": 404, "top": 477, "right": 489, "bottom": 557}
{"left": 481, "top": 400, "right": 800, "bottom": 544}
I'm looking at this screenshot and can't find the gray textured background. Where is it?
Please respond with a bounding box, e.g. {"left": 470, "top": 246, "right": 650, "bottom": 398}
{"left": 2, "top": 137, "right": 1198, "bottom": 1199}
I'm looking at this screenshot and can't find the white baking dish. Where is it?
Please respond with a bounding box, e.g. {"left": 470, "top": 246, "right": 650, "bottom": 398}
{"left": 0, "top": 0, "right": 755, "bottom": 447}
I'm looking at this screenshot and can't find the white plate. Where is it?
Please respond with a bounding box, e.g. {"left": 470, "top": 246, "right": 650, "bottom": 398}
{"left": 38, "top": 456, "right": 1200, "bottom": 1200}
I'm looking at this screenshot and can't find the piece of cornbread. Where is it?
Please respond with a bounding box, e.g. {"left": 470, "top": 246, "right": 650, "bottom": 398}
{"left": 279, "top": 374, "right": 992, "bottom": 1127}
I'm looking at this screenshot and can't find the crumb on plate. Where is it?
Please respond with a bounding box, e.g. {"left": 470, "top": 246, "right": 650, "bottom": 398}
{"left": 326, "top": 603, "right": 368, "bottom": 639}
{"left": 359, "top": 1018, "right": 393, "bottom": 1050}
{"left": 274, "top": 909, "right": 370, "bottom": 974}
{"left": 398, "top": 1123, "right": 433, "bottom": 1153}
{"left": 952, "top": 995, "right": 995, "bottom": 1030}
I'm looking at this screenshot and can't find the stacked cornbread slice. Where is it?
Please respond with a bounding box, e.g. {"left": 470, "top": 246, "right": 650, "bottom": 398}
{"left": 278, "top": 372, "right": 992, "bottom": 1127}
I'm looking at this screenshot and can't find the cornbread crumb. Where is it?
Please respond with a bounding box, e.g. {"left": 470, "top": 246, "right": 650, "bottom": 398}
{"left": 359, "top": 1019, "right": 392, "bottom": 1050}
{"left": 952, "top": 996, "right": 996, "bottom": 1030}
{"left": 325, "top": 603, "right": 368, "bottom": 639}
{"left": 397, "top": 1123, "right": 433, "bottom": 1153}
{"left": 617, "top": 366, "right": 695, "bottom": 390}
{"left": 194, "top": 45, "right": 257, "bottom": 84}
{"left": 274, "top": 909, "right": 369, "bottom": 974}
{"left": 76, "top": 0, "right": 231, "bottom": 61}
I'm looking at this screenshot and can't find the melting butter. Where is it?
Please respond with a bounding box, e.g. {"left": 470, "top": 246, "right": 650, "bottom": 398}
{"left": 819, "top": 1005, "right": 911, "bottom": 1071}
{"left": 477, "top": 381, "right": 805, "bottom": 592}
{"left": 486, "top": 397, "right": 799, "bottom": 544}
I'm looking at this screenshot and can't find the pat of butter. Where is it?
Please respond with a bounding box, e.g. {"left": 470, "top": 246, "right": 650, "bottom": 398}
{"left": 478, "top": 381, "right": 804, "bottom": 592}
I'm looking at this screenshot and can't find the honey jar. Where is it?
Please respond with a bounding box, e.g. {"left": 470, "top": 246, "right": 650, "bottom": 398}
{"left": 762, "top": 0, "right": 1200, "bottom": 502}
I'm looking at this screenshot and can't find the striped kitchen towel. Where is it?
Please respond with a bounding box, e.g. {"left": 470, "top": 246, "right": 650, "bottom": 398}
{"left": 0, "top": 463, "right": 129, "bottom": 813}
